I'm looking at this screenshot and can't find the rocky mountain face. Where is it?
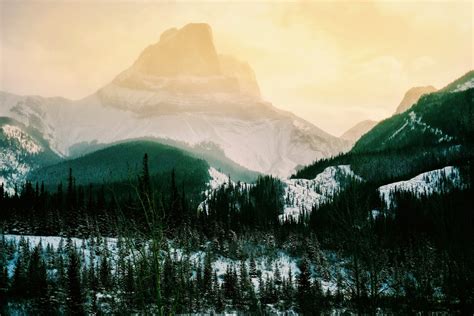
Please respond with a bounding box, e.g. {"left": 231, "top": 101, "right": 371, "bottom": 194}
{"left": 394, "top": 85, "right": 437, "bottom": 114}
{"left": 0, "top": 23, "right": 350, "bottom": 181}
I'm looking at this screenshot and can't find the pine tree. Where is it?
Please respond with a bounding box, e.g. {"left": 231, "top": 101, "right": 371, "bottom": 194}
{"left": 66, "top": 247, "right": 84, "bottom": 315}
{"left": 88, "top": 258, "right": 99, "bottom": 313}
{"left": 203, "top": 252, "right": 213, "bottom": 306}
{"left": 99, "top": 253, "right": 111, "bottom": 290}
{"left": 239, "top": 260, "right": 257, "bottom": 310}
{"left": 297, "top": 258, "right": 313, "bottom": 313}
{"left": 27, "top": 244, "right": 50, "bottom": 312}
{"left": 11, "top": 253, "right": 27, "bottom": 298}
{"left": 213, "top": 271, "right": 224, "bottom": 313}
{"left": 124, "top": 259, "right": 136, "bottom": 307}
{"left": 67, "top": 168, "right": 75, "bottom": 211}
{"left": 139, "top": 153, "right": 151, "bottom": 200}
{"left": 249, "top": 256, "right": 258, "bottom": 278}
{"left": 162, "top": 253, "right": 176, "bottom": 311}
{"left": 0, "top": 266, "right": 8, "bottom": 304}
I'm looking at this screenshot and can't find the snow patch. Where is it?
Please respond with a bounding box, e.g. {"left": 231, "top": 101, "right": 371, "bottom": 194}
{"left": 280, "top": 165, "right": 363, "bottom": 221}
{"left": 198, "top": 167, "right": 251, "bottom": 213}
{"left": 390, "top": 111, "right": 453, "bottom": 144}
{"left": 378, "top": 166, "right": 464, "bottom": 209}
{"left": 2, "top": 125, "right": 42, "bottom": 154}
{"left": 208, "top": 167, "right": 230, "bottom": 190}
{"left": 452, "top": 78, "right": 474, "bottom": 92}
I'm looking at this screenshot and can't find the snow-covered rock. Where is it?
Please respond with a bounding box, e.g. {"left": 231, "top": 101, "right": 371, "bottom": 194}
{"left": 378, "top": 166, "right": 464, "bottom": 209}
{"left": 280, "top": 165, "right": 363, "bottom": 221}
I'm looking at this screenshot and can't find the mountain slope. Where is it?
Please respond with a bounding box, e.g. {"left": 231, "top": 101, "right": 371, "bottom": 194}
{"left": 352, "top": 88, "right": 473, "bottom": 153}
{"left": 28, "top": 140, "right": 210, "bottom": 192}
{"left": 65, "top": 137, "right": 260, "bottom": 183}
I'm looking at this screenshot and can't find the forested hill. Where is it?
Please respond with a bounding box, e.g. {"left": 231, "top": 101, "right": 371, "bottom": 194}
{"left": 28, "top": 140, "right": 210, "bottom": 193}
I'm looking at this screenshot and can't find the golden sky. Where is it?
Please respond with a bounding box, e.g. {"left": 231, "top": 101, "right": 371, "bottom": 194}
{"left": 1, "top": 0, "right": 472, "bottom": 135}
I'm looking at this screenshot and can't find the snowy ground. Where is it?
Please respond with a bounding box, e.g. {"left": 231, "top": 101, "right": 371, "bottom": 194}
{"left": 3, "top": 234, "right": 119, "bottom": 278}
{"left": 2, "top": 234, "right": 338, "bottom": 294}
{"left": 378, "top": 166, "right": 464, "bottom": 209}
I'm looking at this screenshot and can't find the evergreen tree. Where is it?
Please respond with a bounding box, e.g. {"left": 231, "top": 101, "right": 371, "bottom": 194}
{"left": 124, "top": 259, "right": 136, "bottom": 308}
{"left": 297, "top": 258, "right": 313, "bottom": 313}
{"left": 11, "top": 253, "right": 27, "bottom": 298}
{"left": 139, "top": 153, "right": 151, "bottom": 200}
{"left": 66, "top": 247, "right": 84, "bottom": 315}
{"left": 203, "top": 252, "right": 214, "bottom": 306}
{"left": 27, "top": 244, "right": 51, "bottom": 313}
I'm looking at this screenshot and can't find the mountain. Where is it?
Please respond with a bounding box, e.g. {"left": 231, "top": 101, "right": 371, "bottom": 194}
{"left": 340, "top": 120, "right": 378, "bottom": 144}
{"left": 0, "top": 117, "right": 61, "bottom": 193}
{"left": 0, "top": 23, "right": 349, "bottom": 179}
{"left": 394, "top": 85, "right": 437, "bottom": 114}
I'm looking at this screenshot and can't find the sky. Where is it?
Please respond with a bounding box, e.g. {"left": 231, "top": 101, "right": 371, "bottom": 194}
{"left": 1, "top": 0, "right": 472, "bottom": 136}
